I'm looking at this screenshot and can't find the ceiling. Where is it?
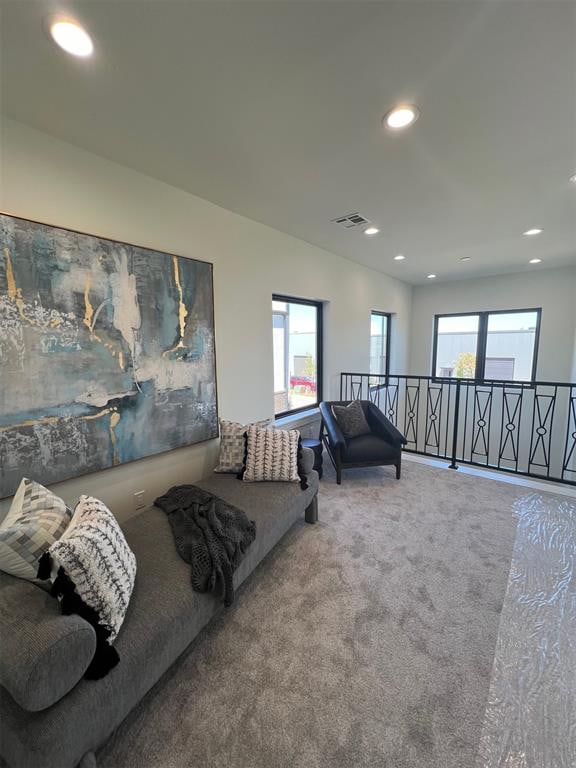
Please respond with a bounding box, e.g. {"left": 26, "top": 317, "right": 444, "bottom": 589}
{"left": 1, "top": 1, "right": 575, "bottom": 284}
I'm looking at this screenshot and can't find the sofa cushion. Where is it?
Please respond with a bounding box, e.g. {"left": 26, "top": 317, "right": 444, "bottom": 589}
{"left": 342, "top": 434, "right": 399, "bottom": 463}
{"left": 0, "top": 478, "right": 72, "bottom": 581}
{"left": 241, "top": 426, "right": 300, "bottom": 483}
{"left": 0, "top": 571, "right": 96, "bottom": 712}
{"left": 332, "top": 401, "right": 371, "bottom": 438}
{"left": 215, "top": 418, "right": 270, "bottom": 473}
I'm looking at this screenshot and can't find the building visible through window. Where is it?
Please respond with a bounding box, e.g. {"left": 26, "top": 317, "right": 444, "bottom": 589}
{"left": 272, "top": 296, "right": 322, "bottom": 416}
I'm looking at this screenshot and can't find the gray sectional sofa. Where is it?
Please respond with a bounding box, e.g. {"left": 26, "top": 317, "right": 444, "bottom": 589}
{"left": 0, "top": 450, "right": 319, "bottom": 768}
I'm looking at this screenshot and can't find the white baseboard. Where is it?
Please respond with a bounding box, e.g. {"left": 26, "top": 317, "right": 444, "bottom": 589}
{"left": 403, "top": 452, "right": 576, "bottom": 498}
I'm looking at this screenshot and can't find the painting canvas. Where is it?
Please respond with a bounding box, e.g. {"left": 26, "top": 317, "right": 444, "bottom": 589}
{"left": 0, "top": 214, "right": 218, "bottom": 499}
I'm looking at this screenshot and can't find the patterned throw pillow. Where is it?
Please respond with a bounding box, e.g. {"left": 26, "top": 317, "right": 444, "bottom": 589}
{"left": 0, "top": 478, "right": 72, "bottom": 581}
{"left": 241, "top": 425, "right": 301, "bottom": 483}
{"left": 332, "top": 401, "right": 371, "bottom": 438}
{"left": 215, "top": 418, "right": 270, "bottom": 473}
{"left": 37, "top": 496, "right": 137, "bottom": 679}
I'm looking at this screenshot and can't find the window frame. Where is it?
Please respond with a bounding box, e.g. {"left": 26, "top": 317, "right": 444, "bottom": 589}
{"left": 370, "top": 311, "right": 391, "bottom": 378}
{"left": 272, "top": 293, "right": 323, "bottom": 418}
{"left": 431, "top": 308, "right": 542, "bottom": 383}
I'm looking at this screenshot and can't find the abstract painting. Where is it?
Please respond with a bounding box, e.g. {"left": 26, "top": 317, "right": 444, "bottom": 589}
{"left": 0, "top": 214, "right": 218, "bottom": 498}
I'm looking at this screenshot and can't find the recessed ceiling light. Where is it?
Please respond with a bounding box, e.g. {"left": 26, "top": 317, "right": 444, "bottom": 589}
{"left": 427, "top": 274, "right": 437, "bottom": 279}
{"left": 364, "top": 227, "right": 379, "bottom": 236}
{"left": 383, "top": 104, "right": 420, "bottom": 130}
{"left": 523, "top": 228, "right": 542, "bottom": 236}
{"left": 49, "top": 18, "right": 94, "bottom": 57}
{"left": 570, "top": 174, "right": 576, "bottom": 184}
{"left": 529, "top": 258, "right": 542, "bottom": 264}
{"left": 460, "top": 256, "right": 471, "bottom": 262}
{"left": 394, "top": 254, "right": 405, "bottom": 261}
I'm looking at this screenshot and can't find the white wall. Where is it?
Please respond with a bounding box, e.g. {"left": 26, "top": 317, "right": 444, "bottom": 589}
{"left": 0, "top": 118, "right": 412, "bottom": 520}
{"left": 409, "top": 268, "right": 576, "bottom": 381}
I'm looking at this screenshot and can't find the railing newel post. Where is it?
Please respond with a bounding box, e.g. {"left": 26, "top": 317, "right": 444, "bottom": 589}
{"left": 449, "top": 379, "right": 461, "bottom": 470}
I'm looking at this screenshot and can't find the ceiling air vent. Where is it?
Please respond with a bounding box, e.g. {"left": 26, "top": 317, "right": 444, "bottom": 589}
{"left": 332, "top": 212, "right": 371, "bottom": 230}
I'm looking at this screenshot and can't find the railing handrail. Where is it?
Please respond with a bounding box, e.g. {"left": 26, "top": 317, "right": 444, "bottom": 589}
{"left": 340, "top": 372, "right": 576, "bottom": 388}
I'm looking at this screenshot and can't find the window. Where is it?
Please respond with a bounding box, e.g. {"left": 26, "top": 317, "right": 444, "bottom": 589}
{"left": 432, "top": 309, "right": 541, "bottom": 382}
{"left": 272, "top": 295, "right": 322, "bottom": 416}
{"left": 433, "top": 314, "right": 480, "bottom": 379}
{"left": 484, "top": 311, "right": 540, "bottom": 381}
{"left": 370, "top": 312, "right": 390, "bottom": 377}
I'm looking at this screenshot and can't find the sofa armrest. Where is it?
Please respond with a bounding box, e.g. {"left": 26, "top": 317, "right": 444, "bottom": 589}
{"left": 319, "top": 402, "right": 345, "bottom": 449}
{"left": 299, "top": 446, "right": 315, "bottom": 476}
{"left": 367, "top": 403, "right": 407, "bottom": 446}
{"left": 0, "top": 572, "right": 96, "bottom": 711}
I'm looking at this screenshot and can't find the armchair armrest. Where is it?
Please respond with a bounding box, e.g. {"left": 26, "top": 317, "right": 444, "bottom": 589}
{"left": 319, "top": 401, "right": 345, "bottom": 448}
{"left": 367, "top": 403, "right": 407, "bottom": 446}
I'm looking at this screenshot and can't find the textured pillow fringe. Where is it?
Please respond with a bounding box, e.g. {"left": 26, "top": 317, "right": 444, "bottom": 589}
{"left": 85, "top": 639, "right": 120, "bottom": 680}
{"left": 37, "top": 550, "right": 52, "bottom": 581}
{"left": 38, "top": 555, "right": 119, "bottom": 679}
{"left": 236, "top": 430, "right": 249, "bottom": 480}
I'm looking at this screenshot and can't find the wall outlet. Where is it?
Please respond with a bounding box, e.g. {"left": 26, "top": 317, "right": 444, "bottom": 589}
{"left": 133, "top": 490, "right": 146, "bottom": 510}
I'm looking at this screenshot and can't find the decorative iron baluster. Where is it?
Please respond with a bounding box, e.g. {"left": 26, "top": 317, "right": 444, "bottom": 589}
{"left": 368, "top": 378, "right": 380, "bottom": 406}
{"left": 385, "top": 382, "right": 399, "bottom": 426}
{"left": 403, "top": 383, "right": 420, "bottom": 447}
{"left": 350, "top": 376, "right": 363, "bottom": 401}
{"left": 562, "top": 387, "right": 576, "bottom": 479}
{"left": 471, "top": 385, "right": 492, "bottom": 461}
{"left": 425, "top": 384, "right": 442, "bottom": 451}
{"left": 528, "top": 388, "right": 556, "bottom": 477}
{"left": 498, "top": 388, "right": 522, "bottom": 469}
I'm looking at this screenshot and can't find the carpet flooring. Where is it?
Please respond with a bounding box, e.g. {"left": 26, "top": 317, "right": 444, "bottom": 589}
{"left": 99, "top": 461, "right": 530, "bottom": 768}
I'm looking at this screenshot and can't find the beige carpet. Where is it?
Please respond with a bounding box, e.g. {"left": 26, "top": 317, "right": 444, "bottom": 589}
{"left": 99, "top": 461, "right": 531, "bottom": 768}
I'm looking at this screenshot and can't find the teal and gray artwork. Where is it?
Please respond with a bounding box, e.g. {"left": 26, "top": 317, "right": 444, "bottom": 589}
{"left": 0, "top": 214, "right": 218, "bottom": 498}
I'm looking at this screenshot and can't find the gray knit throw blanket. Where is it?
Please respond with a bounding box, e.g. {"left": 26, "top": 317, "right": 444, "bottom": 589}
{"left": 154, "top": 485, "right": 256, "bottom": 607}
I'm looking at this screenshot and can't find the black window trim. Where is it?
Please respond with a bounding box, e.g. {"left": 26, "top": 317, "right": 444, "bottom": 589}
{"left": 272, "top": 293, "right": 323, "bottom": 418}
{"left": 370, "top": 310, "right": 392, "bottom": 379}
{"left": 431, "top": 307, "right": 542, "bottom": 383}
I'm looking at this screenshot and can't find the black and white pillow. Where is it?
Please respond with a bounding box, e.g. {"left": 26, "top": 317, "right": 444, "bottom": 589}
{"left": 0, "top": 478, "right": 72, "bottom": 582}
{"left": 332, "top": 401, "right": 371, "bottom": 438}
{"left": 240, "top": 426, "right": 306, "bottom": 486}
{"left": 38, "top": 496, "right": 137, "bottom": 679}
{"left": 215, "top": 418, "right": 270, "bottom": 473}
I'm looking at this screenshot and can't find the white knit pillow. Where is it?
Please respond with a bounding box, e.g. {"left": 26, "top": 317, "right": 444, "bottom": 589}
{"left": 215, "top": 418, "right": 270, "bottom": 473}
{"left": 38, "top": 496, "right": 137, "bottom": 679}
{"left": 242, "top": 426, "right": 300, "bottom": 483}
{"left": 0, "top": 478, "right": 72, "bottom": 581}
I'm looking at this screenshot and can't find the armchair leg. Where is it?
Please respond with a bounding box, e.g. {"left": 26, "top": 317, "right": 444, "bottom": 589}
{"left": 336, "top": 466, "right": 342, "bottom": 485}
{"left": 395, "top": 458, "right": 401, "bottom": 480}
